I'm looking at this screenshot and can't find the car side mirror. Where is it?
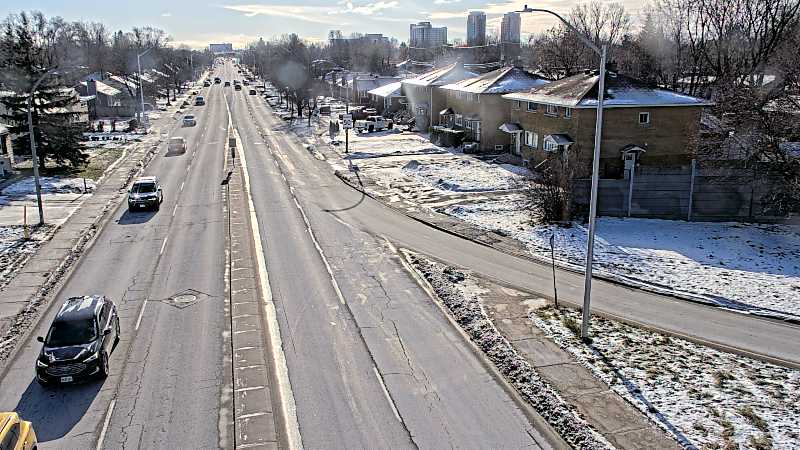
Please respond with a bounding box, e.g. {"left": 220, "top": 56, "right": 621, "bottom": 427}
{"left": 158, "top": 187, "right": 162, "bottom": 192}
{"left": 37, "top": 336, "right": 44, "bottom": 343}
{"left": 103, "top": 328, "right": 112, "bottom": 336}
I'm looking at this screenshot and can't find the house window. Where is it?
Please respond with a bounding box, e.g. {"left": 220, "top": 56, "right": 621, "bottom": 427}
{"left": 455, "top": 114, "right": 463, "bottom": 126}
{"left": 545, "top": 104, "right": 558, "bottom": 116}
{"left": 474, "top": 94, "right": 480, "bottom": 103}
{"left": 526, "top": 102, "right": 537, "bottom": 112}
{"left": 513, "top": 100, "right": 521, "bottom": 110}
{"left": 564, "top": 107, "right": 572, "bottom": 118}
{"left": 639, "top": 112, "right": 650, "bottom": 125}
{"left": 524, "top": 131, "right": 538, "bottom": 148}
{"left": 544, "top": 139, "right": 558, "bottom": 152}
{"left": 494, "top": 144, "right": 504, "bottom": 152}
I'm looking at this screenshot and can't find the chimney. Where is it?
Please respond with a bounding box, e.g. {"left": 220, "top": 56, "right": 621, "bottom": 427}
{"left": 87, "top": 79, "right": 98, "bottom": 96}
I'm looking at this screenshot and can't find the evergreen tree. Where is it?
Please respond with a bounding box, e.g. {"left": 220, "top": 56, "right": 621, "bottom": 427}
{"left": 0, "top": 12, "right": 88, "bottom": 171}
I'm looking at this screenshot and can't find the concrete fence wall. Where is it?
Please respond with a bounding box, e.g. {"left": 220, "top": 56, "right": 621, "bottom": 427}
{"left": 573, "top": 161, "right": 783, "bottom": 222}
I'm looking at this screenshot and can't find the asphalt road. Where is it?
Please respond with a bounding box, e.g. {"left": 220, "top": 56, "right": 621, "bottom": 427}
{"left": 0, "top": 69, "right": 229, "bottom": 449}
{"left": 231, "top": 63, "right": 552, "bottom": 449}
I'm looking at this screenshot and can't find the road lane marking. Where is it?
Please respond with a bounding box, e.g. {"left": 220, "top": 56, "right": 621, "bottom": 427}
{"left": 135, "top": 298, "right": 149, "bottom": 331}
{"left": 180, "top": 181, "right": 185, "bottom": 192}
{"left": 226, "top": 95, "right": 303, "bottom": 450}
{"left": 95, "top": 398, "right": 116, "bottom": 450}
{"left": 172, "top": 204, "right": 178, "bottom": 217}
{"left": 159, "top": 236, "right": 169, "bottom": 255}
{"left": 373, "top": 366, "right": 402, "bottom": 423}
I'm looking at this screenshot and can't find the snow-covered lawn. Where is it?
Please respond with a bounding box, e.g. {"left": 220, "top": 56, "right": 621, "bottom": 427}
{"left": 446, "top": 199, "right": 800, "bottom": 318}
{"left": 402, "top": 158, "right": 528, "bottom": 192}
{"left": 532, "top": 307, "right": 800, "bottom": 449}
{"left": 1, "top": 177, "right": 96, "bottom": 196}
{"left": 0, "top": 225, "right": 54, "bottom": 289}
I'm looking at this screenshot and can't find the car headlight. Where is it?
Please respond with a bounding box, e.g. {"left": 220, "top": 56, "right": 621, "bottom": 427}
{"left": 37, "top": 359, "right": 48, "bottom": 368}
{"left": 84, "top": 351, "right": 100, "bottom": 363}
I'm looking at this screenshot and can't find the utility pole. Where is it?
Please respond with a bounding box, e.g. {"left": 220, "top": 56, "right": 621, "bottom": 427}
{"left": 518, "top": 5, "right": 607, "bottom": 340}
{"left": 137, "top": 47, "right": 153, "bottom": 126}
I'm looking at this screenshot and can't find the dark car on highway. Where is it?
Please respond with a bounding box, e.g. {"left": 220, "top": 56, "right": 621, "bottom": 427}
{"left": 235, "top": 84, "right": 242, "bottom": 91}
{"left": 127, "top": 176, "right": 163, "bottom": 211}
{"left": 35, "top": 295, "right": 120, "bottom": 385}
{"left": 224, "top": 81, "right": 231, "bottom": 87}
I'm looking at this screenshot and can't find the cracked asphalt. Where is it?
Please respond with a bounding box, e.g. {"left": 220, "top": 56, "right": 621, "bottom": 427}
{"left": 234, "top": 73, "right": 551, "bottom": 449}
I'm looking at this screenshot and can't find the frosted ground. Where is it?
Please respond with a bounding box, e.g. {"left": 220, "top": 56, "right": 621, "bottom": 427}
{"left": 446, "top": 198, "right": 800, "bottom": 318}
{"left": 533, "top": 307, "right": 799, "bottom": 449}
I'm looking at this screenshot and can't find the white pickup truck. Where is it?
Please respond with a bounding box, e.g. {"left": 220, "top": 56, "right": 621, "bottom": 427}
{"left": 354, "top": 115, "right": 393, "bottom": 133}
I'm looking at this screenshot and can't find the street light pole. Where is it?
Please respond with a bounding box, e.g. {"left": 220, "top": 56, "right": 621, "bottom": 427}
{"left": 137, "top": 47, "right": 153, "bottom": 126}
{"left": 517, "top": 5, "right": 606, "bottom": 340}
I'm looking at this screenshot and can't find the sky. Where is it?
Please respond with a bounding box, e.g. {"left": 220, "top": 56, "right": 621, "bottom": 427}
{"left": 1, "top": 0, "right": 647, "bottom": 49}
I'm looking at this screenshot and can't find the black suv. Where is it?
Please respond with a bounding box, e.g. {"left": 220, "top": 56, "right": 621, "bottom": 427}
{"left": 36, "top": 295, "right": 120, "bottom": 385}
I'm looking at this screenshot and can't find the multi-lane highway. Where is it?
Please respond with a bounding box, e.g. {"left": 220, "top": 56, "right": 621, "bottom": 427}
{"left": 2, "top": 57, "right": 798, "bottom": 450}
{"left": 0, "top": 60, "right": 558, "bottom": 449}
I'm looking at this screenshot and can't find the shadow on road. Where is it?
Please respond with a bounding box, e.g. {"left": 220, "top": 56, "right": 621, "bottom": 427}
{"left": 117, "top": 209, "right": 158, "bottom": 225}
{"left": 324, "top": 167, "right": 365, "bottom": 213}
{"left": 14, "top": 378, "right": 103, "bottom": 442}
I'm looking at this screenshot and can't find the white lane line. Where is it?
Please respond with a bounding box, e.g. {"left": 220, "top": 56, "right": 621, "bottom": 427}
{"left": 95, "top": 398, "right": 116, "bottom": 450}
{"left": 179, "top": 181, "right": 185, "bottom": 192}
{"left": 134, "top": 298, "right": 148, "bottom": 331}
{"left": 227, "top": 97, "right": 303, "bottom": 450}
{"left": 373, "top": 366, "right": 402, "bottom": 423}
{"left": 159, "top": 236, "right": 169, "bottom": 255}
{"left": 172, "top": 204, "right": 178, "bottom": 217}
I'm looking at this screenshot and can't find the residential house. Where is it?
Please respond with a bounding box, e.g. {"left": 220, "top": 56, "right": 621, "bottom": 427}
{"left": 401, "top": 62, "right": 477, "bottom": 131}
{"left": 502, "top": 70, "right": 711, "bottom": 177}
{"left": 76, "top": 73, "right": 155, "bottom": 119}
{"left": 438, "top": 66, "right": 549, "bottom": 153}
{"left": 352, "top": 76, "right": 401, "bottom": 106}
{"left": 367, "top": 81, "right": 405, "bottom": 115}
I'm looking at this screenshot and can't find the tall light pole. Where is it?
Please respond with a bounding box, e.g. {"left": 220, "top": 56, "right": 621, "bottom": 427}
{"left": 137, "top": 47, "right": 153, "bottom": 126}
{"left": 26, "top": 66, "right": 84, "bottom": 225}
{"left": 517, "top": 5, "right": 607, "bottom": 340}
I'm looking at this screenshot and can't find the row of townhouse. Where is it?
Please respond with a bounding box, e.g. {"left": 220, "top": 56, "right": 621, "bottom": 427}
{"left": 387, "top": 62, "right": 710, "bottom": 178}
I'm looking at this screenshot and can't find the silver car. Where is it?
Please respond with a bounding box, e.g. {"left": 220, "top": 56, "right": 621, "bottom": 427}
{"left": 182, "top": 114, "right": 197, "bottom": 126}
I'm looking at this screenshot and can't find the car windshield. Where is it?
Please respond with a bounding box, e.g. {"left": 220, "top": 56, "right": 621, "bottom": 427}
{"left": 132, "top": 182, "right": 156, "bottom": 194}
{"left": 46, "top": 318, "right": 97, "bottom": 347}
{"left": 185, "top": 115, "right": 195, "bottom": 120}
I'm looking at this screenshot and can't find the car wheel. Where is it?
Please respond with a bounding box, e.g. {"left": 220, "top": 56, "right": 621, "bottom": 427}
{"left": 154, "top": 201, "right": 160, "bottom": 211}
{"left": 368, "top": 126, "right": 374, "bottom": 133}
{"left": 99, "top": 351, "right": 110, "bottom": 378}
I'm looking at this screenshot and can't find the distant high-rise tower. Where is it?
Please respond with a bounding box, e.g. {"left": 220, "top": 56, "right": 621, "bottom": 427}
{"left": 409, "top": 21, "right": 448, "bottom": 48}
{"left": 466, "top": 11, "right": 486, "bottom": 47}
{"left": 500, "top": 12, "right": 521, "bottom": 44}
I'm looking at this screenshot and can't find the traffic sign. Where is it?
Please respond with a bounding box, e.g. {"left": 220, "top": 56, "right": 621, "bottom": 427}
{"left": 341, "top": 114, "right": 353, "bottom": 129}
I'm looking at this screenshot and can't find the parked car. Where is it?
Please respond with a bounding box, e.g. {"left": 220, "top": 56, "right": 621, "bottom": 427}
{"left": 203, "top": 80, "right": 211, "bottom": 87}
{"left": 127, "top": 176, "right": 163, "bottom": 211}
{"left": 249, "top": 89, "right": 256, "bottom": 95}
{"left": 194, "top": 96, "right": 205, "bottom": 106}
{"left": 318, "top": 105, "right": 331, "bottom": 115}
{"left": 355, "top": 115, "right": 393, "bottom": 133}
{"left": 168, "top": 137, "right": 187, "bottom": 154}
{"left": 182, "top": 114, "right": 197, "bottom": 126}
{"left": 0, "top": 412, "right": 37, "bottom": 449}
{"left": 35, "top": 295, "right": 120, "bottom": 385}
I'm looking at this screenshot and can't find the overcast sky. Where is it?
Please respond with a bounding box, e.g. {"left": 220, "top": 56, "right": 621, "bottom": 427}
{"left": 1, "top": 0, "right": 646, "bottom": 49}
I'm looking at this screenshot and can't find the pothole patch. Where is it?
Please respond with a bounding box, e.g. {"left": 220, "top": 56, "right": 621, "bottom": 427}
{"left": 160, "top": 289, "right": 209, "bottom": 309}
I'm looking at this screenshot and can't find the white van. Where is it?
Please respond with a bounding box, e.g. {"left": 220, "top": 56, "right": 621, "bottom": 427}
{"left": 168, "top": 137, "right": 187, "bottom": 154}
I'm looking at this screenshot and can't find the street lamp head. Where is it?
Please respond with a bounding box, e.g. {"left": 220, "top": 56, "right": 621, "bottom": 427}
{"left": 517, "top": 5, "right": 534, "bottom": 13}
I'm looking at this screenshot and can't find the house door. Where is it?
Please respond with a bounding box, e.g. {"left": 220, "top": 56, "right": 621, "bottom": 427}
{"left": 511, "top": 133, "right": 522, "bottom": 156}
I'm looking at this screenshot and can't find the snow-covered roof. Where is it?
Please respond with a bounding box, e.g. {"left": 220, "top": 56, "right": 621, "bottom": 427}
{"left": 0, "top": 124, "right": 8, "bottom": 134}
{"left": 442, "top": 67, "right": 550, "bottom": 94}
{"left": 402, "top": 63, "right": 478, "bottom": 87}
{"left": 545, "top": 134, "right": 574, "bottom": 145}
{"left": 368, "top": 81, "right": 403, "bottom": 98}
{"left": 503, "top": 71, "right": 713, "bottom": 109}
{"left": 95, "top": 80, "right": 122, "bottom": 97}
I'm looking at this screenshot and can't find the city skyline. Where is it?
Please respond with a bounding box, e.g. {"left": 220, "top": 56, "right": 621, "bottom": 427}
{"left": 0, "top": 0, "right": 647, "bottom": 49}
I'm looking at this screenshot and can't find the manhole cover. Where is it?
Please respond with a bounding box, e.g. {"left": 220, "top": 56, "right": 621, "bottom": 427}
{"left": 160, "top": 289, "right": 208, "bottom": 309}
